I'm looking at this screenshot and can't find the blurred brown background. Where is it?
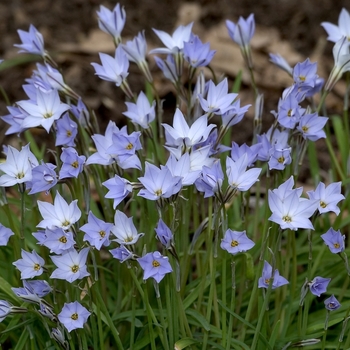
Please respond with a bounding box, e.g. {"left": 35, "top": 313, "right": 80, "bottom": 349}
{"left": 0, "top": 0, "right": 348, "bottom": 149}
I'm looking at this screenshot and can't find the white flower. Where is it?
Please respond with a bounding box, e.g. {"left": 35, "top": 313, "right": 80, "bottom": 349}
{"left": 37, "top": 191, "right": 81, "bottom": 229}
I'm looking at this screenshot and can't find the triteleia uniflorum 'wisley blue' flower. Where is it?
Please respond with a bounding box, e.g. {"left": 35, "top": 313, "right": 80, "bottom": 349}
{"left": 307, "top": 182, "right": 344, "bottom": 215}
{"left": 110, "top": 245, "right": 134, "bottom": 263}
{"left": 123, "top": 91, "right": 156, "bottom": 129}
{"left": 199, "top": 78, "right": 237, "bottom": 116}
{"left": 27, "top": 162, "right": 57, "bottom": 195}
{"left": 55, "top": 113, "right": 78, "bottom": 147}
{"left": 321, "top": 8, "right": 350, "bottom": 43}
{"left": 226, "top": 154, "right": 261, "bottom": 192}
{"left": 14, "top": 25, "right": 45, "bottom": 56}
{"left": 268, "top": 190, "right": 318, "bottom": 231}
{"left": 226, "top": 14, "right": 255, "bottom": 68}
{"left": 137, "top": 251, "right": 173, "bottom": 283}
{"left": 183, "top": 34, "right": 216, "bottom": 68}
{"left": 13, "top": 249, "right": 45, "bottom": 279}
{"left": 97, "top": 4, "right": 126, "bottom": 45}
{"left": 258, "top": 261, "right": 289, "bottom": 289}
{"left": 37, "top": 227, "right": 76, "bottom": 255}
{"left": 309, "top": 276, "right": 331, "bottom": 297}
{"left": 321, "top": 228, "right": 345, "bottom": 253}
{"left": 17, "top": 87, "right": 70, "bottom": 133}
{"left": 297, "top": 112, "right": 328, "bottom": 141}
{"left": 324, "top": 295, "right": 341, "bottom": 311}
{"left": 220, "top": 230, "right": 255, "bottom": 255}
{"left": 155, "top": 219, "right": 173, "bottom": 249}
{"left": 268, "top": 145, "right": 292, "bottom": 171}
{"left": 37, "top": 191, "right": 81, "bottom": 230}
{"left": 58, "top": 147, "right": 86, "bottom": 180}
{"left": 111, "top": 210, "right": 144, "bottom": 245}
{"left": 138, "top": 162, "right": 182, "bottom": 201}
{"left": 150, "top": 22, "right": 193, "bottom": 55}
{"left": 81, "top": 211, "right": 113, "bottom": 250}
{"left": 269, "top": 53, "right": 293, "bottom": 75}
{"left": 102, "top": 174, "right": 132, "bottom": 209}
{"left": 162, "top": 108, "right": 216, "bottom": 151}
{"left": 58, "top": 301, "right": 91, "bottom": 332}
{"left": 50, "top": 248, "right": 90, "bottom": 283}
{"left": 0, "top": 224, "right": 14, "bottom": 246}
{"left": 325, "top": 36, "right": 350, "bottom": 92}
{"left": 91, "top": 46, "right": 129, "bottom": 87}
{"left": 0, "top": 144, "right": 33, "bottom": 187}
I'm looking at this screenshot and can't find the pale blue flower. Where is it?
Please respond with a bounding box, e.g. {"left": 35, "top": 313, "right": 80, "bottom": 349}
{"left": 138, "top": 162, "right": 182, "bottom": 201}
{"left": 162, "top": 108, "right": 216, "bottom": 150}
{"left": 150, "top": 22, "right": 193, "bottom": 55}
{"left": 58, "top": 301, "right": 91, "bottom": 332}
{"left": 324, "top": 295, "right": 341, "bottom": 311}
{"left": 0, "top": 224, "right": 14, "bottom": 246}
{"left": 37, "top": 191, "right": 81, "bottom": 230}
{"left": 221, "top": 230, "right": 255, "bottom": 255}
{"left": 13, "top": 249, "right": 45, "bottom": 279}
{"left": 321, "top": 8, "right": 350, "bottom": 43}
{"left": 91, "top": 46, "right": 129, "bottom": 86}
{"left": 111, "top": 210, "right": 144, "bottom": 245}
{"left": 226, "top": 14, "right": 255, "bottom": 49}
{"left": 103, "top": 175, "right": 132, "bottom": 209}
{"left": 297, "top": 113, "right": 328, "bottom": 141}
{"left": 309, "top": 276, "right": 331, "bottom": 297}
{"left": 137, "top": 251, "right": 173, "bottom": 283}
{"left": 97, "top": 3, "right": 126, "bottom": 44}
{"left": 226, "top": 154, "right": 261, "bottom": 192}
{"left": 321, "top": 228, "right": 345, "bottom": 254}
{"left": 81, "top": 211, "right": 113, "bottom": 250}
{"left": 155, "top": 219, "right": 173, "bottom": 249}
{"left": 198, "top": 78, "right": 237, "bottom": 116}
{"left": 268, "top": 189, "right": 319, "bottom": 231}
{"left": 50, "top": 248, "right": 90, "bottom": 283}
{"left": 258, "top": 261, "right": 289, "bottom": 289}
{"left": 307, "top": 182, "right": 344, "bottom": 215}
{"left": 123, "top": 91, "right": 156, "bottom": 129}
{"left": 14, "top": 25, "right": 45, "bottom": 56}
{"left": 17, "top": 88, "right": 70, "bottom": 133}
{"left": 0, "top": 144, "right": 33, "bottom": 187}
{"left": 59, "top": 147, "right": 86, "bottom": 180}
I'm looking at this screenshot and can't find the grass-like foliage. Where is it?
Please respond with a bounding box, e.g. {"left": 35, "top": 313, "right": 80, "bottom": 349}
{"left": 0, "top": 4, "right": 350, "bottom": 350}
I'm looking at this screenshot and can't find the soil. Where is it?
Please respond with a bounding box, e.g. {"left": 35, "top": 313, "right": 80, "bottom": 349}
{"left": 0, "top": 0, "right": 348, "bottom": 179}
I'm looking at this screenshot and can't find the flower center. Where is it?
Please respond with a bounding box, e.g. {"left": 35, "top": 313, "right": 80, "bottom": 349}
{"left": 265, "top": 278, "right": 270, "bottom": 284}
{"left": 71, "top": 313, "right": 79, "bottom": 320}
{"left": 302, "top": 126, "right": 308, "bottom": 132}
{"left": 124, "top": 236, "right": 133, "bottom": 243}
{"left": 59, "top": 236, "right": 67, "bottom": 243}
{"left": 71, "top": 161, "right": 79, "bottom": 168}
{"left": 62, "top": 220, "right": 70, "bottom": 227}
{"left": 33, "top": 263, "right": 41, "bottom": 271}
{"left": 231, "top": 240, "right": 239, "bottom": 247}
{"left": 334, "top": 243, "right": 340, "bottom": 249}
{"left": 71, "top": 265, "right": 79, "bottom": 273}
{"left": 99, "top": 230, "right": 106, "bottom": 238}
{"left": 287, "top": 109, "right": 292, "bottom": 117}
{"left": 299, "top": 75, "right": 306, "bottom": 82}
{"left": 66, "top": 130, "right": 72, "bottom": 137}
{"left": 282, "top": 215, "right": 292, "bottom": 223}
{"left": 126, "top": 143, "right": 133, "bottom": 150}
{"left": 277, "top": 156, "right": 285, "bottom": 163}
{"left": 152, "top": 260, "right": 160, "bottom": 267}
{"left": 155, "top": 189, "right": 162, "bottom": 196}
{"left": 320, "top": 201, "right": 327, "bottom": 208}
{"left": 44, "top": 112, "right": 53, "bottom": 119}
{"left": 16, "top": 172, "right": 25, "bottom": 179}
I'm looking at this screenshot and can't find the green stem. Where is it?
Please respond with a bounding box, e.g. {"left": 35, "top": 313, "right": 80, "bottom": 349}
{"left": 94, "top": 286, "right": 124, "bottom": 349}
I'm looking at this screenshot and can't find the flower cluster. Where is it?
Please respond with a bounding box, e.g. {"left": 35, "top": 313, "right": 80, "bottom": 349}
{"left": 0, "top": 3, "right": 348, "bottom": 348}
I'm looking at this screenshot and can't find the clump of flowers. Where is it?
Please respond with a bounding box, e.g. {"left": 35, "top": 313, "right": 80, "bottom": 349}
{"left": 0, "top": 4, "right": 348, "bottom": 349}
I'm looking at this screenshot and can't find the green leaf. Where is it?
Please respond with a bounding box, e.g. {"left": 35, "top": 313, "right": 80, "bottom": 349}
{"left": 0, "top": 276, "right": 21, "bottom": 304}
{"left": 186, "top": 308, "right": 211, "bottom": 331}
{"left": 174, "top": 337, "right": 200, "bottom": 349}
